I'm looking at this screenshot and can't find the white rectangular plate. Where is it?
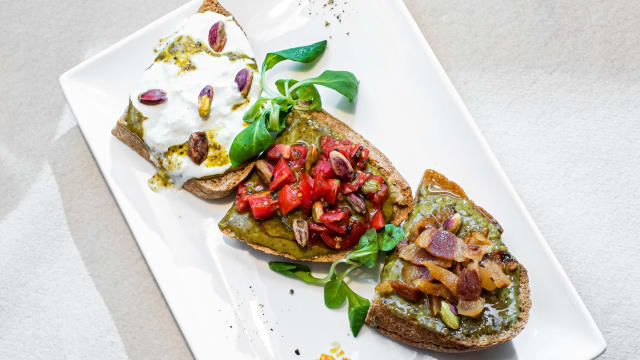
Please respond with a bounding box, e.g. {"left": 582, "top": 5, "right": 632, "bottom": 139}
{"left": 60, "top": 0, "right": 606, "bottom": 358}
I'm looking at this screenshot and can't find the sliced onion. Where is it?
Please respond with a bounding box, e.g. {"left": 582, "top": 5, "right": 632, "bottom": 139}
{"left": 413, "top": 279, "right": 456, "bottom": 304}
{"left": 457, "top": 297, "right": 486, "bottom": 318}
{"left": 422, "top": 262, "right": 459, "bottom": 297}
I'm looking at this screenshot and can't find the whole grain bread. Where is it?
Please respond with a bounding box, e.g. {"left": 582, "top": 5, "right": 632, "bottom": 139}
{"left": 365, "top": 169, "right": 531, "bottom": 352}
{"left": 219, "top": 109, "right": 413, "bottom": 262}
{"left": 111, "top": 0, "right": 254, "bottom": 200}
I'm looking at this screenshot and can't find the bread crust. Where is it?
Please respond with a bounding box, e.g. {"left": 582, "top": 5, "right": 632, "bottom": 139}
{"left": 111, "top": 0, "right": 254, "bottom": 199}
{"left": 365, "top": 169, "right": 531, "bottom": 351}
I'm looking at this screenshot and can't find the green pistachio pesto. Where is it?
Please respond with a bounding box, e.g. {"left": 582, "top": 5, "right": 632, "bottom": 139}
{"left": 377, "top": 181, "right": 521, "bottom": 338}
{"left": 218, "top": 111, "right": 397, "bottom": 260}
{"left": 123, "top": 100, "right": 147, "bottom": 138}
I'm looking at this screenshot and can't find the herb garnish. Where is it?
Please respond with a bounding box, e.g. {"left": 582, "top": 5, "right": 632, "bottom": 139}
{"left": 269, "top": 224, "right": 404, "bottom": 336}
{"left": 229, "top": 40, "right": 359, "bottom": 166}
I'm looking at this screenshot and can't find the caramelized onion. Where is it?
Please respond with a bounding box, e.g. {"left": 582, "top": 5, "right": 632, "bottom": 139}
{"left": 413, "top": 279, "right": 456, "bottom": 303}
{"left": 389, "top": 280, "right": 423, "bottom": 302}
{"left": 427, "top": 294, "right": 441, "bottom": 316}
{"left": 423, "top": 262, "right": 459, "bottom": 297}
{"left": 401, "top": 264, "right": 432, "bottom": 283}
{"left": 457, "top": 297, "right": 485, "bottom": 318}
{"left": 375, "top": 280, "right": 394, "bottom": 295}
{"left": 482, "top": 260, "right": 511, "bottom": 288}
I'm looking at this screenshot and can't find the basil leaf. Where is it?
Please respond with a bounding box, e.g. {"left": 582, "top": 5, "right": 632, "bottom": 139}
{"left": 379, "top": 224, "right": 405, "bottom": 251}
{"left": 268, "top": 261, "right": 324, "bottom": 284}
{"left": 324, "top": 275, "right": 347, "bottom": 309}
{"left": 345, "top": 284, "right": 370, "bottom": 337}
{"left": 347, "top": 228, "right": 378, "bottom": 268}
{"left": 297, "top": 70, "right": 359, "bottom": 103}
{"left": 243, "top": 97, "right": 268, "bottom": 123}
{"left": 229, "top": 116, "right": 274, "bottom": 166}
{"left": 262, "top": 40, "right": 328, "bottom": 72}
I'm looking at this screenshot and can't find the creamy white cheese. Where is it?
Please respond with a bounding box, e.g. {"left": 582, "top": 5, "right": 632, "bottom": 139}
{"left": 130, "top": 11, "right": 261, "bottom": 188}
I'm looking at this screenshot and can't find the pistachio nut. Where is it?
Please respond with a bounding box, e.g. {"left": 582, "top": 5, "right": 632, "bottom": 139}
{"left": 312, "top": 201, "right": 324, "bottom": 223}
{"left": 255, "top": 159, "right": 274, "bottom": 182}
{"left": 292, "top": 219, "right": 309, "bottom": 248}
{"left": 198, "top": 85, "right": 214, "bottom": 118}
{"left": 235, "top": 68, "right": 253, "bottom": 97}
{"left": 187, "top": 132, "right": 208, "bottom": 165}
{"left": 138, "top": 89, "right": 167, "bottom": 105}
{"left": 208, "top": 21, "right": 227, "bottom": 52}
{"left": 346, "top": 193, "right": 366, "bottom": 214}
{"left": 443, "top": 213, "right": 462, "bottom": 234}
{"left": 329, "top": 150, "right": 354, "bottom": 179}
{"left": 440, "top": 301, "right": 460, "bottom": 330}
{"left": 305, "top": 144, "right": 319, "bottom": 172}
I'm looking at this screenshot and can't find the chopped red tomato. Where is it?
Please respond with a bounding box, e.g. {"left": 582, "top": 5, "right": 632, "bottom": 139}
{"left": 266, "top": 144, "right": 291, "bottom": 162}
{"left": 320, "top": 232, "right": 341, "bottom": 249}
{"left": 324, "top": 179, "right": 340, "bottom": 205}
{"left": 341, "top": 171, "right": 368, "bottom": 194}
{"left": 341, "top": 220, "right": 368, "bottom": 249}
{"left": 288, "top": 144, "right": 307, "bottom": 169}
{"left": 367, "top": 174, "right": 385, "bottom": 185}
{"left": 312, "top": 175, "right": 327, "bottom": 201}
{"left": 312, "top": 159, "right": 334, "bottom": 179}
{"left": 248, "top": 192, "right": 279, "bottom": 220}
{"left": 320, "top": 208, "right": 349, "bottom": 234}
{"left": 235, "top": 182, "right": 250, "bottom": 212}
{"left": 351, "top": 144, "right": 369, "bottom": 169}
{"left": 371, "top": 209, "right": 385, "bottom": 230}
{"left": 321, "top": 136, "right": 353, "bottom": 160}
{"left": 308, "top": 221, "right": 329, "bottom": 232}
{"left": 270, "top": 157, "right": 296, "bottom": 191}
{"left": 370, "top": 183, "right": 389, "bottom": 207}
{"left": 278, "top": 184, "right": 301, "bottom": 215}
{"left": 299, "top": 173, "right": 314, "bottom": 212}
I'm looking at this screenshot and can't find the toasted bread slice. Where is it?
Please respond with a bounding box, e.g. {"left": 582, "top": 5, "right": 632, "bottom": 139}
{"left": 111, "top": 0, "right": 254, "bottom": 200}
{"left": 218, "top": 109, "right": 413, "bottom": 262}
{"left": 365, "top": 170, "right": 531, "bottom": 352}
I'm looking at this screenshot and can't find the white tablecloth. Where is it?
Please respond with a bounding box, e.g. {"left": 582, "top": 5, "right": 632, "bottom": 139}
{"left": 1, "top": 0, "right": 637, "bottom": 358}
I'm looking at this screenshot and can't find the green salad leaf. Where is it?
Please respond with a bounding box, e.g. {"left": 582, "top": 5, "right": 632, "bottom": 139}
{"left": 262, "top": 40, "right": 327, "bottom": 72}
{"left": 324, "top": 275, "right": 347, "bottom": 309}
{"left": 228, "top": 40, "right": 359, "bottom": 166}
{"left": 268, "top": 261, "right": 324, "bottom": 284}
{"left": 379, "top": 224, "right": 405, "bottom": 251}
{"left": 346, "top": 285, "right": 370, "bottom": 337}
{"left": 267, "top": 224, "right": 403, "bottom": 337}
{"left": 229, "top": 115, "right": 274, "bottom": 166}
{"left": 289, "top": 70, "right": 359, "bottom": 103}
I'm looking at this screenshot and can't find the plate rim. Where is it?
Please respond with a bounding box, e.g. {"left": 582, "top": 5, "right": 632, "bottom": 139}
{"left": 58, "top": 0, "right": 607, "bottom": 358}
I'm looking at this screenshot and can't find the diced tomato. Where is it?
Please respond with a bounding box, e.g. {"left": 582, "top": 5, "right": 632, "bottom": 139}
{"left": 371, "top": 209, "right": 385, "bottom": 230}
{"left": 248, "top": 192, "right": 279, "bottom": 220}
{"left": 313, "top": 159, "right": 334, "bottom": 179}
{"left": 320, "top": 208, "right": 349, "bottom": 234}
{"left": 370, "top": 183, "right": 389, "bottom": 207}
{"left": 299, "top": 173, "right": 314, "bottom": 212}
{"left": 351, "top": 144, "right": 370, "bottom": 169}
{"left": 288, "top": 144, "right": 307, "bottom": 169}
{"left": 341, "top": 220, "right": 368, "bottom": 249}
{"left": 312, "top": 175, "right": 327, "bottom": 201}
{"left": 367, "top": 174, "right": 385, "bottom": 185}
{"left": 270, "top": 157, "right": 296, "bottom": 191}
{"left": 309, "top": 221, "right": 329, "bottom": 232}
{"left": 324, "top": 179, "right": 340, "bottom": 205}
{"left": 341, "top": 171, "right": 368, "bottom": 194}
{"left": 266, "top": 144, "right": 291, "bottom": 162}
{"left": 320, "top": 232, "right": 341, "bottom": 249}
{"left": 235, "top": 182, "right": 250, "bottom": 212}
{"left": 278, "top": 184, "right": 301, "bottom": 215}
{"left": 321, "top": 136, "right": 353, "bottom": 160}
